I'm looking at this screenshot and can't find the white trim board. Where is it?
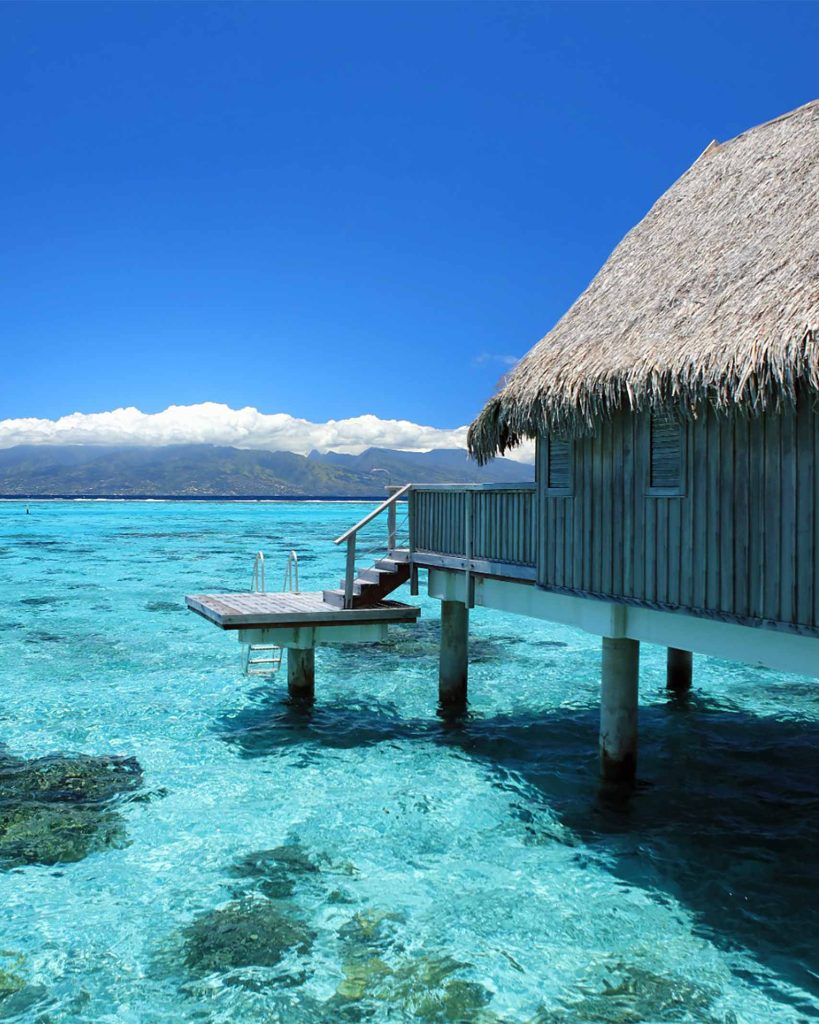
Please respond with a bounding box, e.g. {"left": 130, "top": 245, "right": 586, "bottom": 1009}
{"left": 237, "top": 624, "right": 390, "bottom": 648}
{"left": 427, "top": 570, "right": 819, "bottom": 678}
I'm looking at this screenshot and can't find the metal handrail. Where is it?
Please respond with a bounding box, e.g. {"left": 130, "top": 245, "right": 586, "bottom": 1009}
{"left": 333, "top": 482, "right": 412, "bottom": 610}
{"left": 251, "top": 551, "right": 265, "bottom": 593}
{"left": 243, "top": 548, "right": 299, "bottom": 677}
{"left": 283, "top": 549, "right": 300, "bottom": 593}
{"left": 333, "top": 482, "right": 412, "bottom": 545}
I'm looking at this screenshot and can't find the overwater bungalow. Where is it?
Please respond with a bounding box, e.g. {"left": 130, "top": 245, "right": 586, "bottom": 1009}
{"left": 188, "top": 99, "right": 819, "bottom": 783}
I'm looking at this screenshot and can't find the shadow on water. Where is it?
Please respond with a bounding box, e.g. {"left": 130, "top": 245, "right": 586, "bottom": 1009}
{"left": 215, "top": 686, "right": 819, "bottom": 1007}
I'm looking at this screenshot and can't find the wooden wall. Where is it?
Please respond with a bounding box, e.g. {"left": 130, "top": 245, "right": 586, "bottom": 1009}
{"left": 412, "top": 486, "right": 537, "bottom": 567}
{"left": 537, "top": 398, "right": 819, "bottom": 635}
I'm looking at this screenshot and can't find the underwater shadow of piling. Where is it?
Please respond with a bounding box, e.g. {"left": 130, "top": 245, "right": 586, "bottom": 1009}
{"left": 440, "top": 697, "right": 819, "bottom": 1008}
{"left": 469, "top": 700, "right": 819, "bottom": 1008}
{"left": 215, "top": 688, "right": 819, "bottom": 1006}
{"left": 215, "top": 690, "right": 440, "bottom": 756}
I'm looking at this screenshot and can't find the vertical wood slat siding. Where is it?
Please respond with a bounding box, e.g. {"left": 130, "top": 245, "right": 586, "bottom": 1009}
{"left": 601, "top": 421, "right": 613, "bottom": 596}
{"left": 718, "top": 416, "right": 733, "bottom": 615}
{"left": 764, "top": 414, "right": 781, "bottom": 623}
{"left": 622, "top": 414, "right": 634, "bottom": 598}
{"left": 411, "top": 487, "right": 536, "bottom": 567}
{"left": 691, "top": 416, "right": 707, "bottom": 611}
{"left": 593, "top": 432, "right": 603, "bottom": 595}
{"left": 586, "top": 437, "right": 594, "bottom": 592}
{"left": 749, "top": 415, "right": 766, "bottom": 621}
{"left": 657, "top": 498, "right": 669, "bottom": 606}
{"left": 537, "top": 440, "right": 549, "bottom": 583}
{"left": 680, "top": 415, "right": 694, "bottom": 610}
{"left": 705, "top": 413, "right": 720, "bottom": 612}
{"left": 633, "top": 416, "right": 646, "bottom": 610}
{"left": 536, "top": 398, "right": 819, "bottom": 633}
{"left": 733, "top": 416, "right": 750, "bottom": 619}
{"left": 799, "top": 407, "right": 815, "bottom": 628}
{"left": 644, "top": 419, "right": 657, "bottom": 604}
{"left": 780, "top": 413, "right": 796, "bottom": 626}
{"left": 814, "top": 409, "right": 819, "bottom": 628}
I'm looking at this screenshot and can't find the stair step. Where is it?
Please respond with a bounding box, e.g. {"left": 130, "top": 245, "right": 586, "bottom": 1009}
{"left": 324, "top": 549, "right": 412, "bottom": 608}
{"left": 374, "top": 558, "right": 403, "bottom": 573}
{"left": 323, "top": 584, "right": 390, "bottom": 609}
{"left": 347, "top": 581, "right": 381, "bottom": 597}
{"left": 358, "top": 568, "right": 392, "bottom": 584}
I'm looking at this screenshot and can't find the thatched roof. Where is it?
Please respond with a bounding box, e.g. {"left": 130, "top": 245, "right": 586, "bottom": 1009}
{"left": 468, "top": 100, "right": 819, "bottom": 462}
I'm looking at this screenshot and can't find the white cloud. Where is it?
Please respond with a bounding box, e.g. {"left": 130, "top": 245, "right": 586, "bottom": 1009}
{"left": 472, "top": 353, "right": 520, "bottom": 368}
{"left": 0, "top": 402, "right": 535, "bottom": 463}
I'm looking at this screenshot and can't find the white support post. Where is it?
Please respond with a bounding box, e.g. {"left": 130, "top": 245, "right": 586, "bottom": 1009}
{"left": 439, "top": 600, "right": 469, "bottom": 707}
{"left": 600, "top": 636, "right": 639, "bottom": 782}
{"left": 667, "top": 647, "right": 692, "bottom": 692}
{"left": 288, "top": 647, "right": 315, "bottom": 702}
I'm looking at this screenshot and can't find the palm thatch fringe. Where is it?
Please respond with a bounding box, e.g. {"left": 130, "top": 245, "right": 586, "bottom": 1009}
{"left": 468, "top": 100, "right": 819, "bottom": 463}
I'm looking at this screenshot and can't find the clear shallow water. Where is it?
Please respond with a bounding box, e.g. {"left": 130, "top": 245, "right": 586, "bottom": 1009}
{"left": 0, "top": 499, "right": 818, "bottom": 1023}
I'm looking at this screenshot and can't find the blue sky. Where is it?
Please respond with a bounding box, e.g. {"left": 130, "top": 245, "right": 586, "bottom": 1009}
{"left": 1, "top": 1, "right": 818, "bottom": 449}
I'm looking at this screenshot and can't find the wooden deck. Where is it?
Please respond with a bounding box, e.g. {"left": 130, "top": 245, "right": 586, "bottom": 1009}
{"left": 186, "top": 592, "right": 421, "bottom": 630}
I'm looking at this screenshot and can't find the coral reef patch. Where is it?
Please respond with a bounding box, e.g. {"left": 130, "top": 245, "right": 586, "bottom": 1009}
{"left": 182, "top": 896, "right": 316, "bottom": 976}
{"left": 0, "top": 752, "right": 143, "bottom": 868}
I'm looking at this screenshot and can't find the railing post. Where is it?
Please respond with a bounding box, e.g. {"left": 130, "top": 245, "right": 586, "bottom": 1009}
{"left": 464, "top": 490, "right": 474, "bottom": 608}
{"left": 345, "top": 536, "right": 356, "bottom": 609}
{"left": 387, "top": 486, "right": 398, "bottom": 552}
{"left": 409, "top": 486, "right": 419, "bottom": 596}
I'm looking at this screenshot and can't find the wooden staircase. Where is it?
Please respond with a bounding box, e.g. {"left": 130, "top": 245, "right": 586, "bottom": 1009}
{"left": 323, "top": 550, "right": 410, "bottom": 609}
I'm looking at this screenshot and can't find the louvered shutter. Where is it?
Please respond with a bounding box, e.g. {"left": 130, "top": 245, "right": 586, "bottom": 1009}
{"left": 649, "top": 415, "right": 682, "bottom": 491}
{"left": 547, "top": 438, "right": 572, "bottom": 491}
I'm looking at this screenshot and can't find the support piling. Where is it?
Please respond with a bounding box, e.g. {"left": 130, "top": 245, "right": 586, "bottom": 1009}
{"left": 439, "top": 600, "right": 468, "bottom": 707}
{"left": 600, "top": 636, "right": 639, "bottom": 782}
{"left": 666, "top": 647, "right": 692, "bottom": 692}
{"left": 287, "top": 647, "right": 315, "bottom": 702}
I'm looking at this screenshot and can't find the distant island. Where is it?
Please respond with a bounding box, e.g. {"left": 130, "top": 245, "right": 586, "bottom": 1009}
{"left": 0, "top": 444, "right": 533, "bottom": 498}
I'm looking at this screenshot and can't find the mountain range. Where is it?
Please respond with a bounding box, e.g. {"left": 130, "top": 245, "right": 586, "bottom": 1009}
{"left": 0, "top": 444, "right": 533, "bottom": 497}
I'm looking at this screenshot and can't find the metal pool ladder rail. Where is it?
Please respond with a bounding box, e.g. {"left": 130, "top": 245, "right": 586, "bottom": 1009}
{"left": 251, "top": 550, "right": 266, "bottom": 594}
{"left": 241, "top": 550, "right": 299, "bottom": 676}
{"left": 283, "top": 549, "right": 299, "bottom": 594}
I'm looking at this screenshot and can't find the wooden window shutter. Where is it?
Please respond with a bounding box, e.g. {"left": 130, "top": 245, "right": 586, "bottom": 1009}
{"left": 649, "top": 415, "right": 682, "bottom": 491}
{"left": 547, "top": 437, "right": 572, "bottom": 491}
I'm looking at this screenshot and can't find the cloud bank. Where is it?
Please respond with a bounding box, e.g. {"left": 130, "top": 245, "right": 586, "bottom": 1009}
{"left": 0, "top": 403, "right": 535, "bottom": 463}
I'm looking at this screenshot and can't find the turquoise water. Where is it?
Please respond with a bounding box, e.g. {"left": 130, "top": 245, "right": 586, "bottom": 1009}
{"left": 1, "top": 499, "right": 818, "bottom": 1022}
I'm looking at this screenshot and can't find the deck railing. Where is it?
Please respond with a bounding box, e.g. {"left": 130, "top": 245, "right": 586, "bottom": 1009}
{"left": 334, "top": 483, "right": 412, "bottom": 608}
{"left": 410, "top": 483, "right": 537, "bottom": 581}
{"left": 332, "top": 483, "right": 538, "bottom": 608}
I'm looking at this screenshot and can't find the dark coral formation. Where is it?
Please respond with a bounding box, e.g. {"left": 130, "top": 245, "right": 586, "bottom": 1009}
{"left": 0, "top": 752, "right": 143, "bottom": 868}
{"left": 172, "top": 841, "right": 329, "bottom": 985}
{"left": 182, "top": 897, "right": 316, "bottom": 976}
{"left": 172, "top": 839, "right": 498, "bottom": 1021}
